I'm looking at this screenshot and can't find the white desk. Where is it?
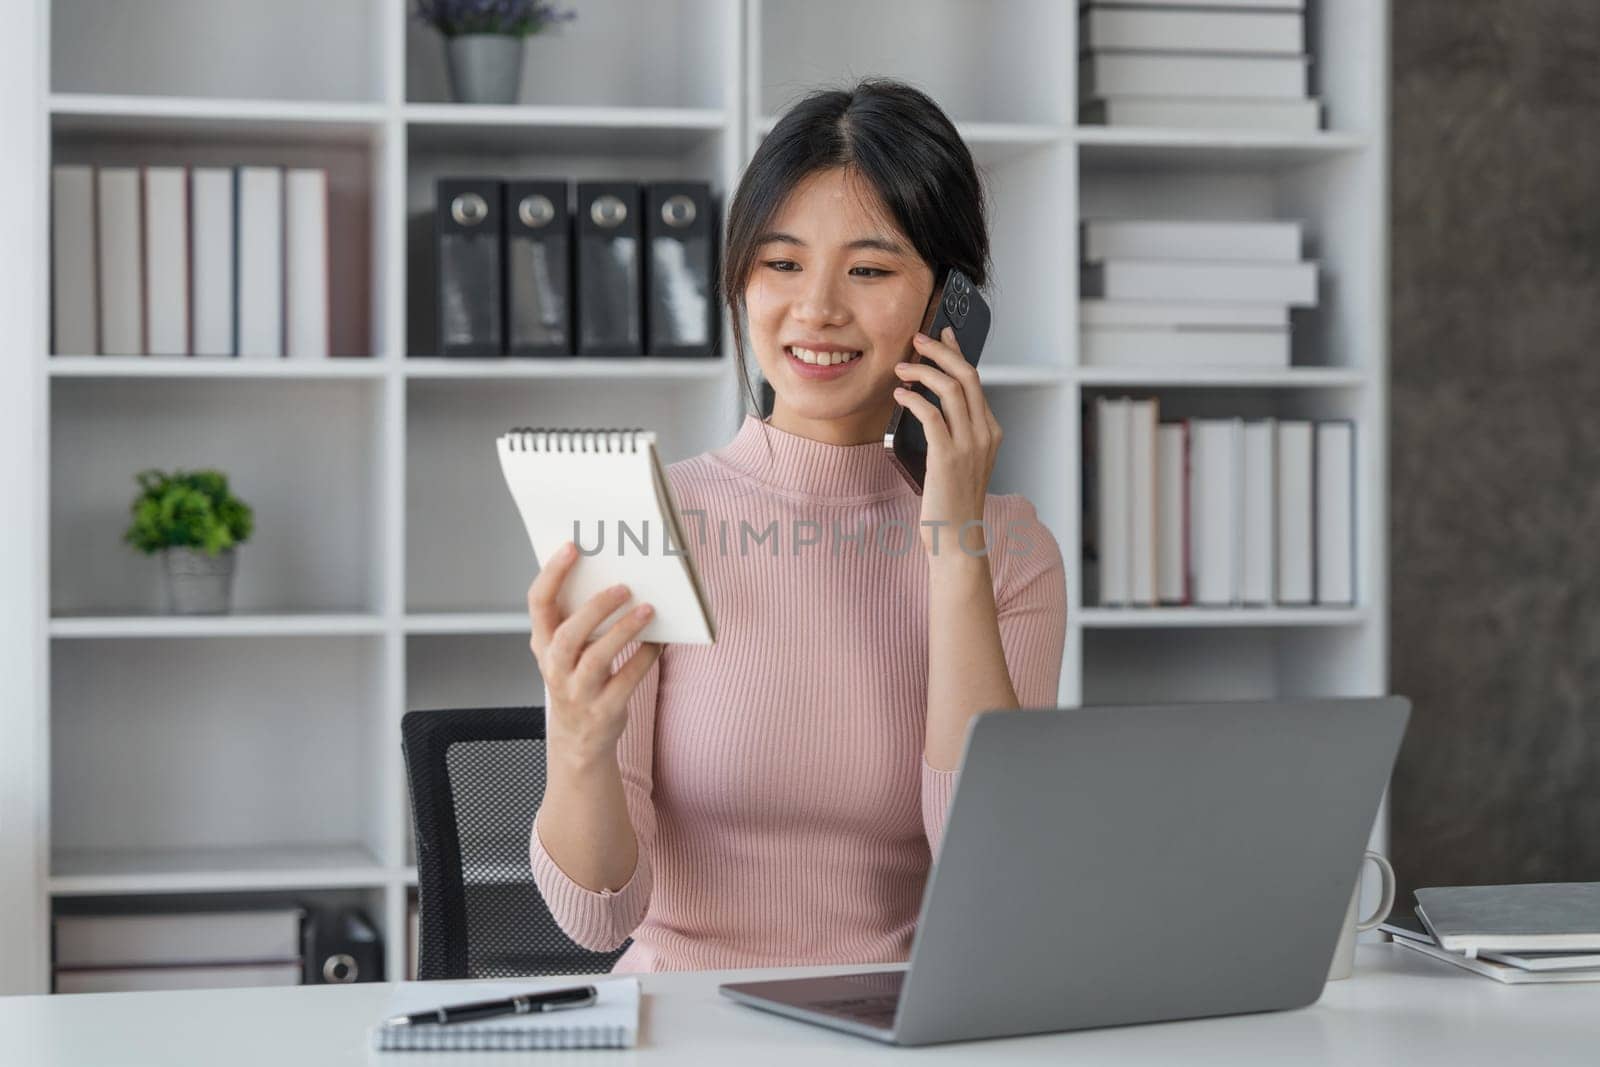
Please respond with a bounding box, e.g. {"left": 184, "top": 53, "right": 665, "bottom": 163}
{"left": 2, "top": 946, "right": 1593, "bottom": 1066}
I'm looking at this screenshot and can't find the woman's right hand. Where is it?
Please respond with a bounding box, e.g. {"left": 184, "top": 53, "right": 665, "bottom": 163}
{"left": 528, "top": 541, "right": 664, "bottom": 764}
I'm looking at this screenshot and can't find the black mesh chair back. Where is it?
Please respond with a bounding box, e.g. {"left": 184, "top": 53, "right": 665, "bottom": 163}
{"left": 401, "top": 705, "right": 630, "bottom": 979}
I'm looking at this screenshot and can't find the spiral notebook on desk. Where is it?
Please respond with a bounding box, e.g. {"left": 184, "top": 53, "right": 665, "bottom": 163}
{"left": 371, "top": 978, "right": 641, "bottom": 1051}
{"left": 496, "top": 428, "right": 715, "bottom": 645}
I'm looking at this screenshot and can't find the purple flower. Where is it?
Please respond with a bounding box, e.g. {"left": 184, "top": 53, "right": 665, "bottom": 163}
{"left": 415, "top": 0, "right": 578, "bottom": 37}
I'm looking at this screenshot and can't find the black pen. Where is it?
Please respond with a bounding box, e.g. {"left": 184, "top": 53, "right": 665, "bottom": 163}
{"left": 385, "top": 984, "right": 598, "bottom": 1027}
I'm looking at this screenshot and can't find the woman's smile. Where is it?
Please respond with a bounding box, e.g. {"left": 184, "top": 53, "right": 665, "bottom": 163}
{"left": 784, "top": 343, "right": 866, "bottom": 379}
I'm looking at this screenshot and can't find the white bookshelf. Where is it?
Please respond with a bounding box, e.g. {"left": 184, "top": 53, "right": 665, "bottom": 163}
{"left": 4, "top": 0, "right": 1391, "bottom": 994}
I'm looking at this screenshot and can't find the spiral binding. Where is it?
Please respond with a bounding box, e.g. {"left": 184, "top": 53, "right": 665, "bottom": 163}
{"left": 503, "top": 427, "right": 647, "bottom": 453}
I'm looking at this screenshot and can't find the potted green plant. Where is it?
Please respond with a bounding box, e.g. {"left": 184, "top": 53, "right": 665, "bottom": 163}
{"left": 415, "top": 0, "right": 578, "bottom": 106}
{"left": 124, "top": 469, "right": 255, "bottom": 615}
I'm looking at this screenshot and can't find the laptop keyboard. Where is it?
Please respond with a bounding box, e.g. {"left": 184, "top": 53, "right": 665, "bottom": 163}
{"left": 809, "top": 993, "right": 902, "bottom": 1028}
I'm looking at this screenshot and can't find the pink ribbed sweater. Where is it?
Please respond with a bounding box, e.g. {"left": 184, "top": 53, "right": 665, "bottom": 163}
{"left": 529, "top": 415, "right": 1068, "bottom": 973}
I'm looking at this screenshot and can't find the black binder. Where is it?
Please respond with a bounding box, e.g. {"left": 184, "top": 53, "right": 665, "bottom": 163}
{"left": 436, "top": 178, "right": 503, "bottom": 358}
{"left": 302, "top": 906, "right": 384, "bottom": 984}
{"left": 575, "top": 181, "right": 643, "bottom": 356}
{"left": 505, "top": 180, "right": 572, "bottom": 356}
{"left": 644, "top": 182, "right": 717, "bottom": 357}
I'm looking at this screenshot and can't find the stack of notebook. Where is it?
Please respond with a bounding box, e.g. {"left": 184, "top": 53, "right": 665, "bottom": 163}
{"left": 1381, "top": 882, "right": 1600, "bottom": 984}
{"left": 1077, "top": 0, "right": 1323, "bottom": 133}
{"left": 1078, "top": 218, "right": 1316, "bottom": 369}
{"left": 371, "top": 978, "right": 641, "bottom": 1051}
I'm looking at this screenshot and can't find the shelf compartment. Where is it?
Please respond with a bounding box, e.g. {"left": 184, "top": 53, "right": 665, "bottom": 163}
{"left": 1074, "top": 0, "right": 1383, "bottom": 144}
{"left": 51, "top": 117, "right": 383, "bottom": 359}
{"left": 51, "top": 0, "right": 382, "bottom": 104}
{"left": 1077, "top": 154, "right": 1379, "bottom": 374}
{"left": 49, "top": 843, "right": 389, "bottom": 896}
{"left": 1081, "top": 625, "right": 1380, "bottom": 706}
{"left": 405, "top": 124, "right": 729, "bottom": 358}
{"left": 50, "top": 638, "right": 391, "bottom": 875}
{"left": 756, "top": 0, "right": 1071, "bottom": 126}
{"left": 405, "top": 377, "right": 736, "bottom": 613}
{"left": 406, "top": 0, "right": 732, "bottom": 110}
{"left": 50, "top": 378, "right": 385, "bottom": 617}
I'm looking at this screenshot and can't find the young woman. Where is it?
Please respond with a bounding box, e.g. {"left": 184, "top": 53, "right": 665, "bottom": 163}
{"left": 525, "top": 79, "right": 1068, "bottom": 973}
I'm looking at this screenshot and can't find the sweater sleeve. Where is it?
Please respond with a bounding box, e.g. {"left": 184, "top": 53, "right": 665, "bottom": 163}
{"left": 528, "top": 640, "right": 661, "bottom": 952}
{"left": 921, "top": 496, "right": 1068, "bottom": 856}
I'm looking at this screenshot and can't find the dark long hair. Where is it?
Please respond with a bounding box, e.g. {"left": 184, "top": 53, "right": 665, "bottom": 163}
{"left": 722, "top": 79, "right": 992, "bottom": 416}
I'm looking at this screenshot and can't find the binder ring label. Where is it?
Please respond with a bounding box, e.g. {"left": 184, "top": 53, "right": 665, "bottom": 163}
{"left": 451, "top": 192, "right": 489, "bottom": 227}
{"left": 519, "top": 194, "right": 556, "bottom": 228}
{"left": 661, "top": 194, "right": 697, "bottom": 227}
{"left": 591, "top": 194, "right": 629, "bottom": 228}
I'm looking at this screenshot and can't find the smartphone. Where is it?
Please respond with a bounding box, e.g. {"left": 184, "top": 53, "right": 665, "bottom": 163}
{"left": 884, "top": 266, "right": 991, "bottom": 493}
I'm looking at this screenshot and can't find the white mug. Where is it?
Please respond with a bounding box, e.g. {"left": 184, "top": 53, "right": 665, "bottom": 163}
{"left": 1327, "top": 850, "right": 1396, "bottom": 981}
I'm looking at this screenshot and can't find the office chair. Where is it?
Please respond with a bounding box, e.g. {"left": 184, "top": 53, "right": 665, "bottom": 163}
{"left": 400, "top": 705, "right": 630, "bottom": 980}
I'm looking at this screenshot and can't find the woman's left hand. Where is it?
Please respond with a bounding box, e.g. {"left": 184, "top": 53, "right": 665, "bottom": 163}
{"left": 893, "top": 326, "right": 1002, "bottom": 561}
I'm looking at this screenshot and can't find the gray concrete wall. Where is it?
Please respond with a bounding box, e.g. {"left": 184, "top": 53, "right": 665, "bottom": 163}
{"left": 1390, "top": 0, "right": 1600, "bottom": 894}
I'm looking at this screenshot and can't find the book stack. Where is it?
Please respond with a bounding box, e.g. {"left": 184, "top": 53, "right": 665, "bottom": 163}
{"left": 1080, "top": 219, "right": 1314, "bottom": 369}
{"left": 1089, "top": 397, "right": 1354, "bottom": 608}
{"left": 50, "top": 164, "right": 332, "bottom": 359}
{"left": 53, "top": 906, "right": 307, "bottom": 994}
{"left": 1078, "top": 0, "right": 1323, "bottom": 133}
{"left": 1382, "top": 883, "right": 1600, "bottom": 984}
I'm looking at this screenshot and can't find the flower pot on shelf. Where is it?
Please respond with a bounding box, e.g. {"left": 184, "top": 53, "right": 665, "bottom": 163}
{"left": 162, "top": 547, "right": 236, "bottom": 615}
{"left": 445, "top": 34, "right": 526, "bottom": 105}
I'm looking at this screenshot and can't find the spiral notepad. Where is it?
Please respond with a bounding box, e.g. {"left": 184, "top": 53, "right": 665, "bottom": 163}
{"left": 496, "top": 428, "right": 715, "bottom": 645}
{"left": 371, "top": 978, "right": 640, "bottom": 1051}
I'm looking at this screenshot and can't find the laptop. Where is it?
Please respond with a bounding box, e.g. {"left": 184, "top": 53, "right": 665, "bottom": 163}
{"left": 719, "top": 697, "right": 1411, "bottom": 1046}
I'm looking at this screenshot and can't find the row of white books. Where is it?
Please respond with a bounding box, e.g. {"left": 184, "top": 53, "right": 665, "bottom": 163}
{"left": 1091, "top": 397, "right": 1355, "bottom": 607}
{"left": 1078, "top": 0, "right": 1324, "bottom": 133}
{"left": 51, "top": 164, "right": 331, "bottom": 358}
{"left": 1080, "top": 218, "right": 1315, "bottom": 369}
